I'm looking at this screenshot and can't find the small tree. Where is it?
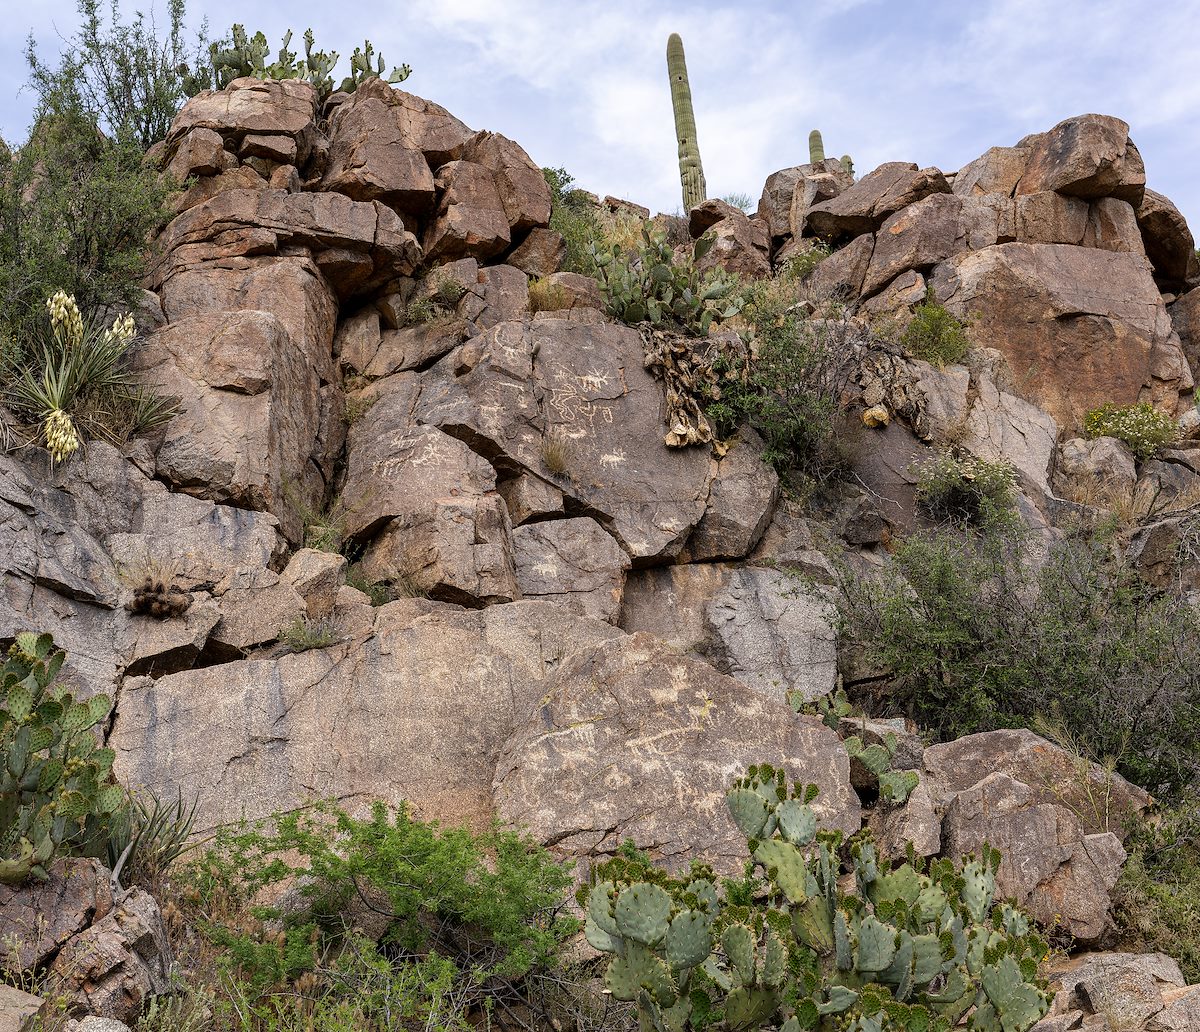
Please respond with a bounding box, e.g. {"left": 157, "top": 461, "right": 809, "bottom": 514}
{"left": 25, "top": 0, "right": 209, "bottom": 152}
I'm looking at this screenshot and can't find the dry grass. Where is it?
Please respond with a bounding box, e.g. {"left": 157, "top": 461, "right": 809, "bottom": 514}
{"left": 540, "top": 428, "right": 574, "bottom": 477}
{"left": 1059, "top": 472, "right": 1200, "bottom": 532}
{"left": 528, "top": 278, "right": 572, "bottom": 314}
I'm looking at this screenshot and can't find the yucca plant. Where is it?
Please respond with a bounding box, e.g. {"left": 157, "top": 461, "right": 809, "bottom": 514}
{"left": 3, "top": 290, "right": 177, "bottom": 461}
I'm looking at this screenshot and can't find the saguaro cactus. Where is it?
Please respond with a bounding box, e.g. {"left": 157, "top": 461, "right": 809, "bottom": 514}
{"left": 667, "top": 33, "right": 706, "bottom": 212}
{"left": 809, "top": 128, "right": 826, "bottom": 164}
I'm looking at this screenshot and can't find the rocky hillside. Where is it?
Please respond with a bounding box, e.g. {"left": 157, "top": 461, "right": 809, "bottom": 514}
{"left": 3, "top": 76, "right": 1200, "bottom": 1031}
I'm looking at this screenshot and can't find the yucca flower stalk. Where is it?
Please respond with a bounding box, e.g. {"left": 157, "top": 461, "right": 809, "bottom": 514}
{"left": 3, "top": 290, "right": 170, "bottom": 463}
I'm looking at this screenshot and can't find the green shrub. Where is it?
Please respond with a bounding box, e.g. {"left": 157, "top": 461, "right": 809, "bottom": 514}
{"left": 344, "top": 564, "right": 392, "bottom": 607}
{"left": 25, "top": 0, "right": 209, "bottom": 151}
{"left": 778, "top": 241, "right": 831, "bottom": 281}
{"left": 586, "top": 764, "right": 1050, "bottom": 1032}
{"left": 3, "top": 291, "right": 177, "bottom": 462}
{"left": 184, "top": 801, "right": 576, "bottom": 1026}
{"left": 0, "top": 109, "right": 174, "bottom": 339}
{"left": 1, "top": 632, "right": 125, "bottom": 884}
{"left": 913, "top": 450, "right": 1017, "bottom": 526}
{"left": 901, "top": 288, "right": 969, "bottom": 368}
{"left": 543, "top": 167, "right": 603, "bottom": 277}
{"left": 835, "top": 523, "right": 1200, "bottom": 796}
{"left": 1084, "top": 402, "right": 1180, "bottom": 460}
{"left": 1115, "top": 800, "right": 1200, "bottom": 983}
{"left": 705, "top": 288, "right": 855, "bottom": 481}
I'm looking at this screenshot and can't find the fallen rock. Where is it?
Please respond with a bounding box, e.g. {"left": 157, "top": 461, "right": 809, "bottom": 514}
{"left": 942, "top": 773, "right": 1125, "bottom": 944}
{"left": 1059, "top": 437, "right": 1138, "bottom": 491}
{"left": 492, "top": 632, "right": 859, "bottom": 873}
{"left": 507, "top": 228, "right": 565, "bottom": 278}
{"left": 165, "top": 77, "right": 318, "bottom": 154}
{"left": 680, "top": 429, "right": 778, "bottom": 562}
{"left": 282, "top": 548, "right": 347, "bottom": 621}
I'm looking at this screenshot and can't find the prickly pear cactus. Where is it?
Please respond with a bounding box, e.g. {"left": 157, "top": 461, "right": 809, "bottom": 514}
{"left": 0, "top": 633, "right": 124, "bottom": 884}
{"left": 196, "top": 26, "right": 409, "bottom": 101}
{"left": 587, "top": 764, "right": 1050, "bottom": 1032}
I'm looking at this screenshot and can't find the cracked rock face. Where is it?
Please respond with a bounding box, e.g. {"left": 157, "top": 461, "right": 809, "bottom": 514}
{"left": 110, "top": 601, "right": 622, "bottom": 835}
{"left": 492, "top": 631, "right": 858, "bottom": 873}
{"left": 620, "top": 565, "right": 838, "bottom": 704}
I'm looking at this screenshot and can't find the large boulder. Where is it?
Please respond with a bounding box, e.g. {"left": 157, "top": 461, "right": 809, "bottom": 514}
{"left": 952, "top": 146, "right": 1030, "bottom": 198}
{"left": 147, "top": 188, "right": 419, "bottom": 299}
{"left": 805, "top": 162, "right": 951, "bottom": 242}
{"left": 423, "top": 160, "right": 512, "bottom": 262}
{"left": 1015, "top": 114, "right": 1146, "bottom": 204}
{"left": 942, "top": 772, "right": 1125, "bottom": 945}
{"left": 492, "top": 632, "right": 859, "bottom": 873}
{"left": 923, "top": 728, "right": 1152, "bottom": 839}
{"left": 132, "top": 309, "right": 323, "bottom": 522}
{"left": 164, "top": 77, "right": 318, "bottom": 158}
{"left": 1137, "top": 188, "right": 1200, "bottom": 289}
{"left": 415, "top": 319, "right": 716, "bottom": 563}
{"left": 931, "top": 243, "right": 1192, "bottom": 430}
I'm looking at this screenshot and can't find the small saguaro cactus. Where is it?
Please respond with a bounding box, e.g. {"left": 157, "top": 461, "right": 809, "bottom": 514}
{"left": 667, "top": 33, "right": 707, "bottom": 212}
{"left": 809, "top": 128, "right": 826, "bottom": 164}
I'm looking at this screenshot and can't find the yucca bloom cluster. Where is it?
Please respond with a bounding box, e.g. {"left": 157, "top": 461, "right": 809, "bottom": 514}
{"left": 43, "top": 407, "right": 80, "bottom": 463}
{"left": 46, "top": 289, "right": 84, "bottom": 349}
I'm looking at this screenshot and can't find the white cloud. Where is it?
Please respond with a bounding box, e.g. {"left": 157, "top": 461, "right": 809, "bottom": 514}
{"left": 2, "top": 0, "right": 1199, "bottom": 228}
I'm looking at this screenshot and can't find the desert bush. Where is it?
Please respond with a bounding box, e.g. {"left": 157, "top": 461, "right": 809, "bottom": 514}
{"left": 1, "top": 632, "right": 125, "bottom": 884}
{"left": 528, "top": 277, "right": 572, "bottom": 314}
{"left": 1084, "top": 402, "right": 1180, "bottom": 460}
{"left": 778, "top": 240, "right": 831, "bottom": 281}
{"left": 543, "top": 166, "right": 603, "bottom": 276}
{"left": 181, "top": 801, "right": 577, "bottom": 1029}
{"left": 913, "top": 450, "right": 1017, "bottom": 526}
{"left": 3, "top": 291, "right": 177, "bottom": 461}
{"left": 344, "top": 564, "right": 392, "bottom": 607}
{"left": 706, "top": 288, "right": 856, "bottom": 480}
{"left": 901, "top": 288, "right": 969, "bottom": 368}
{"left": 835, "top": 523, "right": 1200, "bottom": 796}
{"left": 586, "top": 763, "right": 1049, "bottom": 1032}
{"left": 0, "top": 110, "right": 174, "bottom": 339}
{"left": 1114, "top": 799, "right": 1200, "bottom": 983}
{"left": 25, "top": 0, "right": 208, "bottom": 151}
{"left": 588, "top": 222, "right": 743, "bottom": 336}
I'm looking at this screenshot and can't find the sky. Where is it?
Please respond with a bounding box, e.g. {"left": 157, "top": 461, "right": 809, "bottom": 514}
{"left": 2, "top": 0, "right": 1200, "bottom": 234}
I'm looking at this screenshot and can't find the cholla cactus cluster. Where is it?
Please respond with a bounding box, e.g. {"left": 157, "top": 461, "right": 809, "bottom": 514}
{"left": 1084, "top": 402, "right": 1181, "bottom": 460}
